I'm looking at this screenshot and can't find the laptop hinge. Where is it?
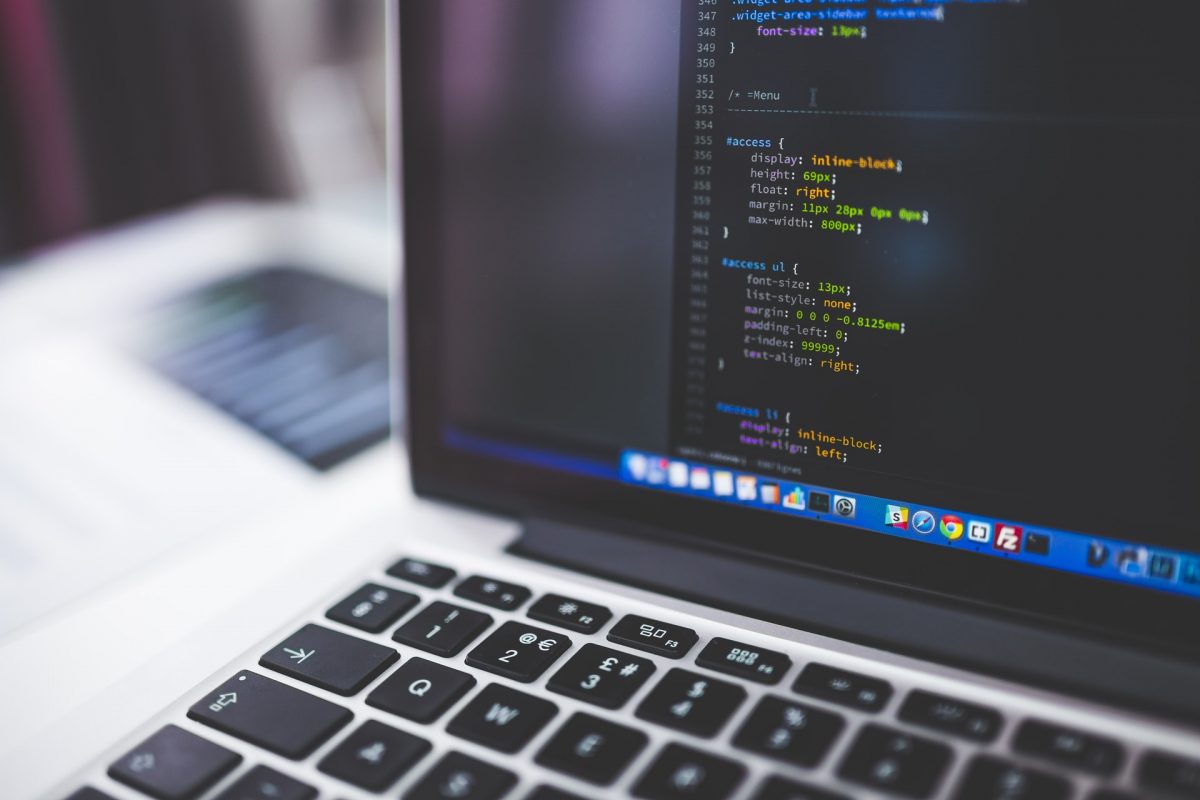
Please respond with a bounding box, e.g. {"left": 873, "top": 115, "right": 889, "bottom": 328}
{"left": 511, "top": 514, "right": 1200, "bottom": 727}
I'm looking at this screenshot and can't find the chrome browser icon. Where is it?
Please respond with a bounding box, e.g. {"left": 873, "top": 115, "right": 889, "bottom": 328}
{"left": 939, "top": 515, "right": 965, "bottom": 540}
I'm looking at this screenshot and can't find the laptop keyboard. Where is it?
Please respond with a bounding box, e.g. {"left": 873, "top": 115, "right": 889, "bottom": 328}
{"left": 67, "top": 555, "right": 1200, "bottom": 800}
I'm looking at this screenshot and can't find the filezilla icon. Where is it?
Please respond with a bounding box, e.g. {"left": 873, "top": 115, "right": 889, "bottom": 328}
{"left": 993, "top": 524, "right": 1023, "bottom": 553}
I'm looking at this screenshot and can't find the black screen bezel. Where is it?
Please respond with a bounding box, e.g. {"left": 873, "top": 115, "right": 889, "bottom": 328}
{"left": 397, "top": 2, "right": 1200, "bottom": 663}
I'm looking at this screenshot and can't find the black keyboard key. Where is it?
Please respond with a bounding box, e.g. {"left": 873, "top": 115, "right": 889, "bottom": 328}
{"left": 632, "top": 743, "right": 746, "bottom": 800}
{"left": 213, "top": 765, "right": 317, "bottom": 800}
{"left": 108, "top": 724, "right": 241, "bottom": 800}
{"left": 732, "top": 696, "right": 844, "bottom": 768}
{"left": 1089, "top": 791, "right": 1139, "bottom": 800}
{"left": 404, "top": 751, "right": 517, "bottom": 800}
{"left": 367, "top": 656, "right": 476, "bottom": 723}
{"left": 446, "top": 683, "right": 558, "bottom": 753}
{"left": 317, "top": 719, "right": 431, "bottom": 792}
{"left": 635, "top": 668, "right": 747, "bottom": 738}
{"left": 792, "top": 662, "right": 892, "bottom": 712}
{"left": 455, "top": 575, "right": 532, "bottom": 610}
{"left": 393, "top": 601, "right": 492, "bottom": 657}
{"left": 466, "top": 620, "right": 572, "bottom": 682}
{"left": 188, "top": 671, "right": 352, "bottom": 759}
{"left": 1139, "top": 750, "right": 1200, "bottom": 798}
{"left": 837, "top": 724, "right": 953, "bottom": 798}
{"left": 750, "top": 776, "right": 852, "bottom": 800}
{"left": 695, "top": 637, "right": 791, "bottom": 684}
{"left": 326, "top": 582, "right": 419, "bottom": 633}
{"left": 547, "top": 643, "right": 655, "bottom": 709}
{"left": 899, "top": 689, "right": 1003, "bottom": 742}
{"left": 528, "top": 593, "right": 612, "bottom": 633}
{"left": 65, "top": 790, "right": 117, "bottom": 800}
{"left": 525, "top": 787, "right": 586, "bottom": 800}
{"left": 608, "top": 614, "right": 698, "bottom": 659}
{"left": 388, "top": 557, "right": 456, "bottom": 587}
{"left": 259, "top": 623, "right": 397, "bottom": 696}
{"left": 1013, "top": 719, "right": 1125, "bottom": 777}
{"left": 952, "top": 755, "right": 1071, "bottom": 800}
{"left": 535, "top": 712, "right": 648, "bottom": 786}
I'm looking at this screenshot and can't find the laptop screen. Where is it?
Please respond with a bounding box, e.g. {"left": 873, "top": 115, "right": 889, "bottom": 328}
{"left": 401, "top": 1, "right": 1199, "bottom": 642}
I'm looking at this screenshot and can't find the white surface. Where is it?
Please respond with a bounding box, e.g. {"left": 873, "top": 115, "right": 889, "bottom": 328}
{"left": 0, "top": 201, "right": 393, "bottom": 637}
{"left": 0, "top": 441, "right": 416, "bottom": 799}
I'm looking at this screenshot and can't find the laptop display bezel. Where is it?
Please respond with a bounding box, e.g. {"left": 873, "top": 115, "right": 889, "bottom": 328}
{"left": 396, "top": 2, "right": 1199, "bottom": 663}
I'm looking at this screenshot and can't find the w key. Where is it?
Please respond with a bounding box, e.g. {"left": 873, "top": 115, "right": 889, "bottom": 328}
{"left": 260, "top": 623, "right": 397, "bottom": 696}
{"left": 447, "top": 683, "right": 558, "bottom": 753}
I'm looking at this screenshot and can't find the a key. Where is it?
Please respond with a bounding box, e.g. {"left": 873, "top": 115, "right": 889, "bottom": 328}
{"left": 387, "top": 557, "right": 456, "bottom": 588}
{"left": 635, "top": 668, "right": 746, "bottom": 738}
{"left": 1138, "top": 750, "right": 1200, "bottom": 798}
{"left": 326, "top": 582, "right": 419, "bottom": 633}
{"left": 952, "top": 755, "right": 1071, "bottom": 800}
{"left": 455, "top": 575, "right": 532, "bottom": 610}
{"left": 1013, "top": 719, "right": 1124, "bottom": 777}
{"left": 188, "top": 671, "right": 352, "bottom": 759}
{"left": 393, "top": 601, "right": 492, "bottom": 657}
{"left": 695, "top": 637, "right": 791, "bottom": 684}
{"left": 534, "top": 712, "right": 649, "bottom": 786}
{"left": 317, "top": 719, "right": 431, "bottom": 792}
{"left": 212, "top": 765, "right": 317, "bottom": 800}
{"left": 65, "top": 790, "right": 117, "bottom": 800}
{"left": 547, "top": 643, "right": 655, "bottom": 709}
{"left": 403, "top": 751, "right": 517, "bottom": 800}
{"left": 732, "top": 696, "right": 844, "bottom": 768}
{"left": 837, "top": 724, "right": 953, "bottom": 798}
{"left": 259, "top": 623, "right": 397, "bottom": 695}
{"left": 632, "top": 743, "right": 746, "bottom": 800}
{"left": 446, "top": 683, "right": 558, "bottom": 753}
{"left": 899, "top": 690, "right": 1003, "bottom": 742}
{"left": 750, "top": 776, "right": 852, "bottom": 800}
{"left": 108, "top": 724, "right": 241, "bottom": 800}
{"left": 1088, "top": 791, "right": 1139, "bottom": 800}
{"left": 466, "top": 620, "right": 571, "bottom": 682}
{"left": 528, "top": 593, "right": 612, "bottom": 634}
{"left": 525, "top": 786, "right": 587, "bottom": 800}
{"left": 367, "top": 656, "right": 477, "bottom": 723}
{"left": 792, "top": 662, "right": 892, "bottom": 712}
{"left": 608, "top": 614, "right": 698, "bottom": 659}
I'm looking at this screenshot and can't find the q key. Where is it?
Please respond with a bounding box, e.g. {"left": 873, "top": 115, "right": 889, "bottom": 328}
{"left": 367, "top": 657, "right": 478, "bottom": 724}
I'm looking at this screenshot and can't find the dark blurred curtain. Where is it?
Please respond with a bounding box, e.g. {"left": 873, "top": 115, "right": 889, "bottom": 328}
{"left": 0, "top": 0, "right": 289, "bottom": 260}
{"left": 0, "top": 0, "right": 85, "bottom": 257}
{"left": 47, "top": 0, "right": 287, "bottom": 231}
{"left": 0, "top": 51, "right": 17, "bottom": 256}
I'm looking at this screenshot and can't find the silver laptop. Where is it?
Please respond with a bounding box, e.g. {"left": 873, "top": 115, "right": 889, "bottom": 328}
{"left": 44, "top": 1, "right": 1200, "bottom": 799}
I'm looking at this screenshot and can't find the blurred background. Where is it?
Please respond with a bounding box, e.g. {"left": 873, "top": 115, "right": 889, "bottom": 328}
{"left": 0, "top": 0, "right": 387, "bottom": 253}
{"left": 0, "top": 0, "right": 397, "bottom": 636}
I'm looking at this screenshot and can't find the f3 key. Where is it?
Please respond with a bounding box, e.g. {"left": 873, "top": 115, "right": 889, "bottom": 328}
{"left": 608, "top": 614, "right": 697, "bottom": 659}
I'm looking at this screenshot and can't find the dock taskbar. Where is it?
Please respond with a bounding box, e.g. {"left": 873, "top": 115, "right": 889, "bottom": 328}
{"left": 620, "top": 450, "right": 1200, "bottom": 601}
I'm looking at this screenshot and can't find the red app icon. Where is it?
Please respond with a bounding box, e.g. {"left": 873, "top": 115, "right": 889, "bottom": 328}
{"left": 993, "top": 524, "right": 1023, "bottom": 553}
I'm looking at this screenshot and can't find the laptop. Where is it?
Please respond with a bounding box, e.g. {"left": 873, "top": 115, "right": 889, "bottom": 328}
{"left": 35, "top": 1, "right": 1200, "bottom": 798}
